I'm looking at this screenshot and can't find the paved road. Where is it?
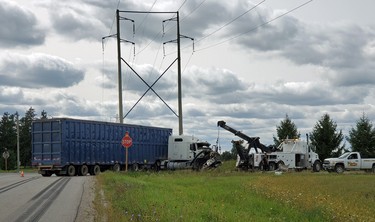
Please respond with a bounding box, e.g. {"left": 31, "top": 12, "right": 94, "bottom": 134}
{"left": 0, "top": 173, "right": 94, "bottom": 222}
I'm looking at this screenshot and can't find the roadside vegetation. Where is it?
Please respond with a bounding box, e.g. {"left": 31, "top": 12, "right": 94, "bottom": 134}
{"left": 94, "top": 161, "right": 375, "bottom": 222}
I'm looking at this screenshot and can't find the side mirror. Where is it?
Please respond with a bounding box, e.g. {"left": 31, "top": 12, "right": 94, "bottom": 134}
{"left": 190, "top": 144, "right": 196, "bottom": 151}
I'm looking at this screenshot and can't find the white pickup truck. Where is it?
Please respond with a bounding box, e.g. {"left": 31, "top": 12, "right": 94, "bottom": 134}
{"left": 323, "top": 152, "right": 375, "bottom": 173}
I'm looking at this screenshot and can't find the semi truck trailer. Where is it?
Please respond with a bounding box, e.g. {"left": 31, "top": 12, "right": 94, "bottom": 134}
{"left": 32, "top": 118, "right": 220, "bottom": 176}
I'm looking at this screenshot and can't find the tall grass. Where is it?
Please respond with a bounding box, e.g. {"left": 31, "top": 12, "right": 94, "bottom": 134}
{"left": 94, "top": 161, "right": 375, "bottom": 221}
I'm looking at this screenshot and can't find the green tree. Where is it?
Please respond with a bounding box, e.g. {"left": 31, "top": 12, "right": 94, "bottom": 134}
{"left": 346, "top": 113, "right": 375, "bottom": 158}
{"left": 0, "top": 112, "right": 17, "bottom": 170}
{"left": 20, "top": 107, "right": 36, "bottom": 167}
{"left": 273, "top": 114, "right": 300, "bottom": 146}
{"left": 41, "top": 110, "right": 48, "bottom": 119}
{"left": 309, "top": 113, "right": 345, "bottom": 161}
{"left": 220, "top": 151, "right": 235, "bottom": 161}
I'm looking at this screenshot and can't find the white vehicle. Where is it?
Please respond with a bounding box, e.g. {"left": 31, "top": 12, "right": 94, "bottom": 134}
{"left": 323, "top": 152, "right": 375, "bottom": 173}
{"left": 160, "top": 135, "right": 221, "bottom": 170}
{"left": 267, "top": 139, "right": 322, "bottom": 172}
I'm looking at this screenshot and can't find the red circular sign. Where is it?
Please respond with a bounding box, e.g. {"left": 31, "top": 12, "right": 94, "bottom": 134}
{"left": 121, "top": 132, "right": 132, "bottom": 148}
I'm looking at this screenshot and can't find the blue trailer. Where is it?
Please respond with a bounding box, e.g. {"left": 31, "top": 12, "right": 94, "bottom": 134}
{"left": 31, "top": 118, "right": 172, "bottom": 176}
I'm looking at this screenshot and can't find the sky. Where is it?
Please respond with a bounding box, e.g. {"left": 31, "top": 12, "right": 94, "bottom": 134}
{"left": 1, "top": 0, "right": 375, "bottom": 152}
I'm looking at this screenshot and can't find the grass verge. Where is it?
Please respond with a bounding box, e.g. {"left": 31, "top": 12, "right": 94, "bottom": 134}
{"left": 94, "top": 161, "right": 375, "bottom": 222}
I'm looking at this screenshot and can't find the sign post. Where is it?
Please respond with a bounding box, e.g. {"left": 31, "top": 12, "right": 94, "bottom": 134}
{"left": 3, "top": 148, "right": 9, "bottom": 171}
{"left": 121, "top": 132, "right": 133, "bottom": 172}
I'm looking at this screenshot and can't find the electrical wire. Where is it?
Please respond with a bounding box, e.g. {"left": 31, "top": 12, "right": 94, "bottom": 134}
{"left": 195, "top": 0, "right": 313, "bottom": 52}
{"left": 196, "top": 0, "right": 266, "bottom": 44}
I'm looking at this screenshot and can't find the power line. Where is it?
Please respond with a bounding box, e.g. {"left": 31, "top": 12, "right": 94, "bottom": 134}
{"left": 196, "top": 0, "right": 266, "bottom": 44}
{"left": 178, "top": 0, "right": 188, "bottom": 11}
{"left": 195, "top": 0, "right": 313, "bottom": 52}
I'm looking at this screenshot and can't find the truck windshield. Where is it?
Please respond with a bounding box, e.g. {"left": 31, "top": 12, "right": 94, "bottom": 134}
{"left": 338, "top": 152, "right": 350, "bottom": 159}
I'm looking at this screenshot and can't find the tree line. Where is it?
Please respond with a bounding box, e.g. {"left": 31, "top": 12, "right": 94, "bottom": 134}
{"left": 1, "top": 108, "right": 375, "bottom": 170}
{"left": 0, "top": 107, "right": 47, "bottom": 170}
{"left": 221, "top": 113, "right": 375, "bottom": 161}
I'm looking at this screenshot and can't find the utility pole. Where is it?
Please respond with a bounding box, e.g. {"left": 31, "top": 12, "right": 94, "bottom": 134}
{"left": 16, "top": 113, "right": 20, "bottom": 172}
{"left": 176, "top": 11, "right": 183, "bottom": 135}
{"left": 112, "top": 10, "right": 193, "bottom": 133}
{"left": 116, "top": 9, "right": 124, "bottom": 124}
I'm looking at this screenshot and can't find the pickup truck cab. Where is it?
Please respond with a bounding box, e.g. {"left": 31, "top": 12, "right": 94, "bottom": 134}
{"left": 323, "top": 152, "right": 375, "bottom": 173}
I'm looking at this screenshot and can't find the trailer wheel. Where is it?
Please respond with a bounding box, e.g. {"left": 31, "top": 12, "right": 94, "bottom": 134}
{"left": 113, "top": 163, "right": 120, "bottom": 172}
{"left": 313, "top": 160, "right": 321, "bottom": 172}
{"left": 335, "top": 164, "right": 344, "bottom": 174}
{"left": 41, "top": 171, "right": 52, "bottom": 177}
{"left": 132, "top": 163, "right": 140, "bottom": 171}
{"left": 79, "top": 165, "right": 89, "bottom": 176}
{"left": 67, "top": 165, "right": 76, "bottom": 176}
{"left": 90, "top": 165, "right": 100, "bottom": 175}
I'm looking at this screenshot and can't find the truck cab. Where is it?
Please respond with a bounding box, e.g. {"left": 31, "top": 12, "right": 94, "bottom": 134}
{"left": 164, "top": 135, "right": 221, "bottom": 170}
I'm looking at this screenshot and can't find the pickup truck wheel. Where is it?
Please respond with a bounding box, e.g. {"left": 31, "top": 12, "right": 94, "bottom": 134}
{"left": 335, "top": 164, "right": 344, "bottom": 174}
{"left": 372, "top": 165, "right": 375, "bottom": 174}
{"left": 313, "top": 160, "right": 321, "bottom": 172}
{"left": 67, "top": 165, "right": 76, "bottom": 176}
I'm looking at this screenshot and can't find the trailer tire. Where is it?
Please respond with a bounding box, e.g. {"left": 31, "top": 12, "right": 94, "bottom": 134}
{"left": 113, "top": 163, "right": 121, "bottom": 172}
{"left": 79, "top": 165, "right": 89, "bottom": 176}
{"left": 90, "top": 165, "right": 100, "bottom": 175}
{"left": 41, "top": 171, "right": 52, "bottom": 177}
{"left": 313, "top": 160, "right": 321, "bottom": 172}
{"left": 67, "top": 165, "right": 76, "bottom": 176}
{"left": 132, "top": 163, "right": 140, "bottom": 171}
{"left": 335, "top": 164, "right": 345, "bottom": 174}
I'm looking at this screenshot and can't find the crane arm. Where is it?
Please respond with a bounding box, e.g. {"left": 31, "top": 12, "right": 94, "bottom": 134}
{"left": 217, "top": 120, "right": 265, "bottom": 153}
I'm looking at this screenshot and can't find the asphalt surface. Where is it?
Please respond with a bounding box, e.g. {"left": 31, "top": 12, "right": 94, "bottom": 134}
{"left": 0, "top": 172, "right": 94, "bottom": 222}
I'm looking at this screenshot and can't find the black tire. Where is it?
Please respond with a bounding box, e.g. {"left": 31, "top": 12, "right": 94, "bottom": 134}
{"left": 154, "top": 161, "right": 161, "bottom": 172}
{"left": 67, "top": 165, "right": 76, "bottom": 176}
{"left": 277, "top": 161, "right": 285, "bottom": 170}
{"left": 132, "top": 163, "right": 140, "bottom": 171}
{"left": 41, "top": 171, "right": 52, "bottom": 177}
{"left": 90, "top": 165, "right": 100, "bottom": 175}
{"left": 372, "top": 164, "right": 375, "bottom": 174}
{"left": 113, "top": 163, "right": 121, "bottom": 172}
{"left": 313, "top": 160, "right": 321, "bottom": 172}
{"left": 335, "top": 164, "right": 345, "bottom": 174}
{"left": 79, "top": 165, "right": 89, "bottom": 176}
{"left": 269, "top": 162, "right": 276, "bottom": 171}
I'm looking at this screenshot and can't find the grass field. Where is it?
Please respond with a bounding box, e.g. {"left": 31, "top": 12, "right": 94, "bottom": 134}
{"left": 94, "top": 161, "right": 375, "bottom": 222}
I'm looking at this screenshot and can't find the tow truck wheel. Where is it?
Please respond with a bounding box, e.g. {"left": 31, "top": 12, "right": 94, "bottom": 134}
{"left": 277, "top": 161, "right": 285, "bottom": 170}
{"left": 313, "top": 160, "right": 321, "bottom": 172}
{"left": 269, "top": 162, "right": 276, "bottom": 171}
{"left": 335, "top": 164, "right": 344, "bottom": 174}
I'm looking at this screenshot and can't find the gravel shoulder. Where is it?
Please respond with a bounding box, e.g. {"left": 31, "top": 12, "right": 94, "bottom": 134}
{"left": 75, "top": 176, "right": 96, "bottom": 222}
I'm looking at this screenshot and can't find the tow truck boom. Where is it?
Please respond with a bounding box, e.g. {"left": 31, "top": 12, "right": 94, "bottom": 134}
{"left": 217, "top": 120, "right": 266, "bottom": 153}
